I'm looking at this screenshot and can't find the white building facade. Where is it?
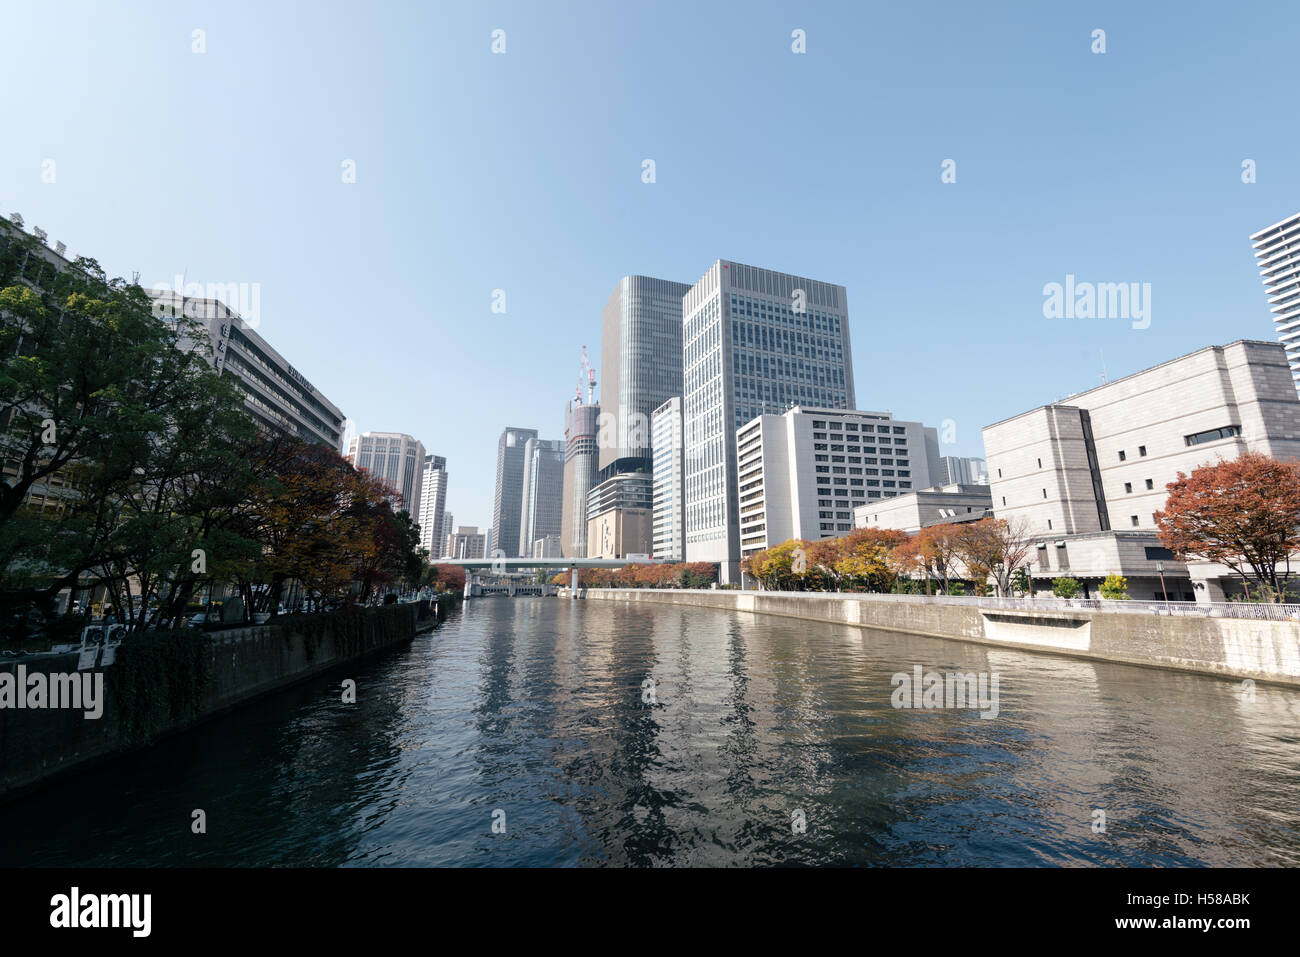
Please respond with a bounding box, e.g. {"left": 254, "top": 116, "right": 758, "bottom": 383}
{"left": 736, "top": 406, "right": 938, "bottom": 563}
{"left": 417, "top": 454, "right": 448, "bottom": 557}
{"left": 346, "top": 431, "right": 426, "bottom": 517}
{"left": 651, "top": 397, "right": 685, "bottom": 561}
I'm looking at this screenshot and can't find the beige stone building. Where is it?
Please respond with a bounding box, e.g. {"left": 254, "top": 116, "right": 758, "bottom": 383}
{"left": 982, "top": 339, "right": 1300, "bottom": 601}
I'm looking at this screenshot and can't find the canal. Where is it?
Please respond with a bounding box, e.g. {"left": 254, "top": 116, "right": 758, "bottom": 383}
{"left": 4, "top": 597, "right": 1299, "bottom": 866}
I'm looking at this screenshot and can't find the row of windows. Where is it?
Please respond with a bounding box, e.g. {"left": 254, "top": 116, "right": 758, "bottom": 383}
{"left": 816, "top": 477, "right": 911, "bottom": 489}
{"left": 812, "top": 421, "right": 903, "bottom": 433}
{"left": 813, "top": 442, "right": 906, "bottom": 452}
{"left": 816, "top": 466, "right": 910, "bottom": 477}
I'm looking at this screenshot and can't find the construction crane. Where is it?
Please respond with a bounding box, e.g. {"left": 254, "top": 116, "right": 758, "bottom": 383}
{"left": 575, "top": 345, "right": 596, "bottom": 405}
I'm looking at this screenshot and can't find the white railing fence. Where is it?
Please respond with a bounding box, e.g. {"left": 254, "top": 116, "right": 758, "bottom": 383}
{"left": 616, "top": 588, "right": 1300, "bottom": 621}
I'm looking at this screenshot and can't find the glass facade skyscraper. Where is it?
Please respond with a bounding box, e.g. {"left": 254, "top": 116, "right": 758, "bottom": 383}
{"left": 519, "top": 437, "right": 566, "bottom": 557}
{"left": 599, "top": 275, "right": 691, "bottom": 475}
{"left": 489, "top": 426, "right": 537, "bottom": 558}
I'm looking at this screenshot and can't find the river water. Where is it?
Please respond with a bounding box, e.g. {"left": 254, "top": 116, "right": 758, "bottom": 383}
{"left": 5, "top": 597, "right": 1299, "bottom": 866}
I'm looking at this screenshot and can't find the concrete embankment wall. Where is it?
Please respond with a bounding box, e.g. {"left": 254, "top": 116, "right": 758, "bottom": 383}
{"left": 0, "top": 598, "right": 456, "bottom": 802}
{"left": 580, "top": 589, "right": 1300, "bottom": 688}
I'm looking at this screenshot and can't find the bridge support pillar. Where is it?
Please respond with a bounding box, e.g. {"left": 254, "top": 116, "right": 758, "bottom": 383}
{"left": 570, "top": 566, "right": 578, "bottom": 599}
{"left": 464, "top": 572, "right": 473, "bottom": 600}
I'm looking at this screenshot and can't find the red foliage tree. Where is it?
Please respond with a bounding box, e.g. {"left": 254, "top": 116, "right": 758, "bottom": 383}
{"left": 1155, "top": 452, "right": 1300, "bottom": 601}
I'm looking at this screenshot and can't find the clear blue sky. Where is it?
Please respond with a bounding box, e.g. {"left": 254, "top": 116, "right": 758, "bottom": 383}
{"left": 4, "top": 0, "right": 1298, "bottom": 529}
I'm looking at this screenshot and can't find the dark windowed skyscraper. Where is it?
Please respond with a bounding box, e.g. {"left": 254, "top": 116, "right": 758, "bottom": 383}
{"left": 599, "top": 276, "right": 691, "bottom": 476}
{"left": 519, "top": 437, "right": 566, "bottom": 556}
{"left": 489, "top": 426, "right": 538, "bottom": 558}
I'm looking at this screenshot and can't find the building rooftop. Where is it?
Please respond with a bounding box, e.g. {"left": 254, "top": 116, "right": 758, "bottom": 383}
{"left": 982, "top": 339, "right": 1280, "bottom": 431}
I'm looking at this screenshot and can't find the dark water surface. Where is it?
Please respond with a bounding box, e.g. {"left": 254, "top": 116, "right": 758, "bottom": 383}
{"left": 4, "top": 598, "right": 1299, "bottom": 866}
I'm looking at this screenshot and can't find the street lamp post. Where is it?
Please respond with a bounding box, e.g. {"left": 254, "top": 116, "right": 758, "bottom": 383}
{"left": 1156, "top": 562, "right": 1169, "bottom": 602}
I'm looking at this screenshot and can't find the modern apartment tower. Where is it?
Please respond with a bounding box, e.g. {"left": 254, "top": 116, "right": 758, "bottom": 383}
{"left": 489, "top": 426, "right": 538, "bottom": 558}
{"left": 682, "top": 260, "right": 856, "bottom": 582}
{"left": 519, "top": 437, "right": 566, "bottom": 557}
{"left": 561, "top": 398, "right": 601, "bottom": 558}
{"left": 1250, "top": 212, "right": 1300, "bottom": 396}
{"left": 346, "top": 432, "right": 426, "bottom": 516}
{"left": 417, "top": 454, "right": 448, "bottom": 557}
{"left": 651, "top": 397, "right": 685, "bottom": 561}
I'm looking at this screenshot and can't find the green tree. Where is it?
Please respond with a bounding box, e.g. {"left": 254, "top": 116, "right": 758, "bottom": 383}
{"left": 0, "top": 231, "right": 253, "bottom": 630}
{"left": 1099, "top": 574, "right": 1129, "bottom": 600}
{"left": 1052, "top": 576, "right": 1081, "bottom": 599}
{"left": 1011, "top": 568, "right": 1033, "bottom": 597}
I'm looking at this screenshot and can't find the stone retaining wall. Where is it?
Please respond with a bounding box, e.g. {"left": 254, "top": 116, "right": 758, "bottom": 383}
{"left": 581, "top": 589, "right": 1300, "bottom": 687}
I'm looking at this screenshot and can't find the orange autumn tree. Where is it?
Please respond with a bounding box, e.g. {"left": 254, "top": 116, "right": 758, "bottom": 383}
{"left": 915, "top": 523, "right": 966, "bottom": 594}
{"left": 1155, "top": 452, "right": 1300, "bottom": 602}
{"left": 832, "top": 527, "right": 907, "bottom": 592}
{"left": 953, "top": 517, "right": 1034, "bottom": 597}
{"left": 804, "top": 537, "right": 843, "bottom": 591}
{"left": 889, "top": 535, "right": 931, "bottom": 594}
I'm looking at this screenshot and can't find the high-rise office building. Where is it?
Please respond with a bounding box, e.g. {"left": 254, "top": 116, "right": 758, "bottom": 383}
{"left": 599, "top": 276, "right": 691, "bottom": 475}
{"left": 519, "top": 437, "right": 566, "bottom": 557}
{"left": 489, "top": 426, "right": 538, "bottom": 558}
{"left": 1250, "top": 212, "right": 1300, "bottom": 395}
{"left": 417, "top": 454, "right": 448, "bottom": 557}
{"left": 346, "top": 432, "right": 425, "bottom": 516}
{"left": 936, "top": 455, "right": 989, "bottom": 486}
{"left": 561, "top": 399, "right": 601, "bottom": 558}
{"left": 682, "top": 260, "right": 856, "bottom": 582}
{"left": 651, "top": 397, "right": 685, "bottom": 561}
{"left": 735, "top": 407, "right": 937, "bottom": 562}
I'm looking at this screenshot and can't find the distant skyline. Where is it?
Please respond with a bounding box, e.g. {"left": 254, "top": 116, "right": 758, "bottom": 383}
{"left": 5, "top": 0, "right": 1300, "bottom": 527}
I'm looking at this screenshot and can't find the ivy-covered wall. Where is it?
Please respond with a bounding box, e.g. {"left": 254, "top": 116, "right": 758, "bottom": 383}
{"left": 1, "top": 603, "right": 420, "bottom": 802}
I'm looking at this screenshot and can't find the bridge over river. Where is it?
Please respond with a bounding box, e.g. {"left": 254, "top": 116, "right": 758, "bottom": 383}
{"left": 430, "top": 557, "right": 655, "bottom": 598}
